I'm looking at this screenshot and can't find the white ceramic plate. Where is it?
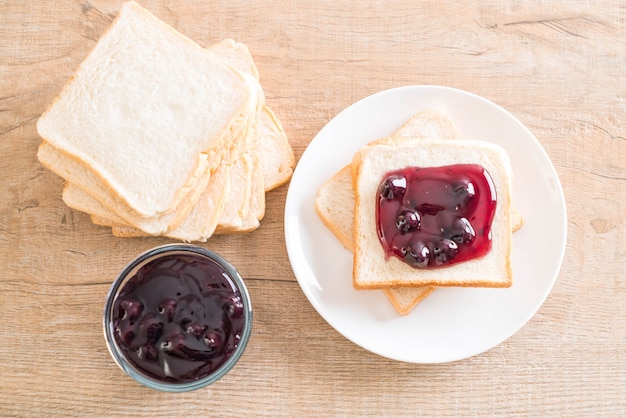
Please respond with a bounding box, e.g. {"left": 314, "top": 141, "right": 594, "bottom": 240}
{"left": 284, "top": 85, "right": 567, "bottom": 363}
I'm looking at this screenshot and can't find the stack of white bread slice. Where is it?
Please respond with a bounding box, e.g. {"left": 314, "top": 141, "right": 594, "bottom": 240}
{"left": 315, "top": 109, "right": 524, "bottom": 315}
{"left": 36, "top": 2, "right": 294, "bottom": 242}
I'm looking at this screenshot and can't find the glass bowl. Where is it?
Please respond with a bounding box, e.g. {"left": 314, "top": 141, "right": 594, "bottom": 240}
{"left": 103, "top": 244, "right": 252, "bottom": 392}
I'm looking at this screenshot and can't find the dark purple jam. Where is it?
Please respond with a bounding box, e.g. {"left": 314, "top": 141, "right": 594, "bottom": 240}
{"left": 376, "top": 164, "right": 497, "bottom": 268}
{"left": 112, "top": 253, "right": 246, "bottom": 383}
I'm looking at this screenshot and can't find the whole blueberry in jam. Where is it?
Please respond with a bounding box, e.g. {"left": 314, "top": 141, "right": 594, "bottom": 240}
{"left": 380, "top": 175, "right": 407, "bottom": 200}
{"left": 376, "top": 164, "right": 497, "bottom": 268}
{"left": 396, "top": 210, "right": 421, "bottom": 233}
{"left": 110, "top": 252, "right": 248, "bottom": 384}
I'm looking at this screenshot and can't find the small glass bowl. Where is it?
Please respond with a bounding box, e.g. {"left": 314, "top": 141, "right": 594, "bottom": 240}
{"left": 103, "top": 244, "right": 252, "bottom": 392}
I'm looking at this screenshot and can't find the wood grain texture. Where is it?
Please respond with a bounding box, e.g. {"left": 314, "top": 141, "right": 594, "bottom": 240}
{"left": 0, "top": 0, "right": 624, "bottom": 416}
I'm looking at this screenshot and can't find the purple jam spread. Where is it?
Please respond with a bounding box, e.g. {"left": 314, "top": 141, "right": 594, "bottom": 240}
{"left": 376, "top": 164, "right": 497, "bottom": 268}
{"left": 112, "top": 253, "right": 246, "bottom": 383}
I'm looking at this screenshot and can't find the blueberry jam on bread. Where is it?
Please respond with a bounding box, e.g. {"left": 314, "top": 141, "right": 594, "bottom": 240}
{"left": 376, "top": 164, "right": 497, "bottom": 268}
{"left": 352, "top": 139, "right": 513, "bottom": 290}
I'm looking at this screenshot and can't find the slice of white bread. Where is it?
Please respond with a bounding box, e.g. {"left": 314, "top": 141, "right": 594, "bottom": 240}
{"left": 385, "top": 286, "right": 437, "bottom": 316}
{"left": 316, "top": 159, "right": 518, "bottom": 314}
{"left": 36, "top": 1, "right": 259, "bottom": 227}
{"left": 352, "top": 138, "right": 514, "bottom": 290}
{"left": 40, "top": 34, "right": 292, "bottom": 239}
{"left": 257, "top": 106, "right": 296, "bottom": 191}
{"left": 70, "top": 118, "right": 267, "bottom": 239}
{"left": 38, "top": 108, "right": 254, "bottom": 235}
{"left": 315, "top": 165, "right": 356, "bottom": 250}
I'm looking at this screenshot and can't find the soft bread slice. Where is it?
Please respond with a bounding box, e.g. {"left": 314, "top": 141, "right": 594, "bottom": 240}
{"left": 36, "top": 1, "right": 258, "bottom": 221}
{"left": 315, "top": 165, "right": 355, "bottom": 250}
{"left": 63, "top": 133, "right": 249, "bottom": 240}
{"left": 257, "top": 106, "right": 295, "bottom": 191}
{"left": 315, "top": 160, "right": 521, "bottom": 314}
{"left": 74, "top": 93, "right": 267, "bottom": 237}
{"left": 54, "top": 103, "right": 285, "bottom": 234}
{"left": 352, "top": 139, "right": 514, "bottom": 290}
{"left": 70, "top": 97, "right": 265, "bottom": 238}
{"left": 76, "top": 121, "right": 266, "bottom": 238}
{"left": 41, "top": 37, "right": 290, "bottom": 238}
{"left": 384, "top": 286, "right": 437, "bottom": 316}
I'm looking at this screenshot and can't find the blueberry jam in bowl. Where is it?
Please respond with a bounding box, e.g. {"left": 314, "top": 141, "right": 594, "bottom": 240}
{"left": 103, "top": 244, "right": 252, "bottom": 392}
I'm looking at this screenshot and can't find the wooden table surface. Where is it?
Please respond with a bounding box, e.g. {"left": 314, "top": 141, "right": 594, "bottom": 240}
{"left": 1, "top": 1, "right": 624, "bottom": 416}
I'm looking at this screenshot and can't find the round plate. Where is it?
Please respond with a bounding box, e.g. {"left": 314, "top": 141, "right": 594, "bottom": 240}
{"left": 284, "top": 85, "right": 567, "bottom": 363}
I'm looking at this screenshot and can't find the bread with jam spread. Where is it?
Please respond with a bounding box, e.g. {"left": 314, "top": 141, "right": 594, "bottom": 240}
{"left": 352, "top": 138, "right": 514, "bottom": 290}
{"left": 315, "top": 109, "right": 523, "bottom": 314}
